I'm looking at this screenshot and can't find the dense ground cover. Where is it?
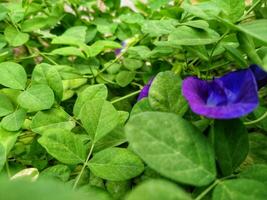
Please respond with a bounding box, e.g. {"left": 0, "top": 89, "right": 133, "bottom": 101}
{"left": 0, "top": 0, "right": 267, "bottom": 199}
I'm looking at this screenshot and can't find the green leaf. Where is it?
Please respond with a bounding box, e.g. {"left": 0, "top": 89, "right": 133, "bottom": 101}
{"left": 106, "top": 180, "right": 130, "bottom": 200}
{"left": 125, "top": 112, "right": 216, "bottom": 186}
{"left": 116, "top": 71, "right": 135, "bottom": 87}
{"left": 142, "top": 20, "right": 178, "bottom": 37}
{"left": 41, "top": 164, "right": 71, "bottom": 182}
{"left": 237, "top": 20, "right": 267, "bottom": 45}
{"left": 32, "top": 63, "right": 63, "bottom": 101}
{"left": 212, "top": 0, "right": 245, "bottom": 22}
{"left": 209, "top": 119, "right": 249, "bottom": 176}
{"left": 166, "top": 26, "right": 220, "bottom": 46}
{"left": 239, "top": 164, "right": 267, "bottom": 185}
{"left": 0, "top": 94, "right": 14, "bottom": 117}
{"left": 125, "top": 179, "right": 192, "bottom": 200}
{"left": 148, "top": 71, "right": 187, "bottom": 115}
{"left": 21, "top": 16, "right": 59, "bottom": 32}
{"left": 0, "top": 62, "right": 27, "bottom": 90}
{"left": 88, "top": 147, "right": 144, "bottom": 181}
{"left": 4, "top": 26, "right": 29, "bottom": 47}
{"left": 0, "top": 127, "right": 20, "bottom": 171}
{"left": 93, "top": 127, "right": 126, "bottom": 152}
{"left": 249, "top": 133, "right": 267, "bottom": 164}
{"left": 131, "top": 98, "right": 152, "bottom": 116}
{"left": 0, "top": 5, "right": 8, "bottom": 21}
{"left": 31, "top": 108, "right": 75, "bottom": 135}
{"left": 212, "top": 179, "right": 267, "bottom": 200}
{"left": 80, "top": 98, "right": 119, "bottom": 142}
{"left": 38, "top": 129, "right": 87, "bottom": 165}
{"left": 51, "top": 47, "right": 85, "bottom": 58}
{"left": 1, "top": 108, "right": 26, "bottom": 131}
{"left": 17, "top": 84, "right": 55, "bottom": 112}
{"left": 123, "top": 58, "right": 143, "bottom": 71}
{"left": 84, "top": 40, "right": 121, "bottom": 57}
{"left": 73, "top": 84, "right": 108, "bottom": 118}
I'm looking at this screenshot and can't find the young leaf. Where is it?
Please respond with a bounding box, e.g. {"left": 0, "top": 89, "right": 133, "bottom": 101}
{"left": 80, "top": 98, "right": 119, "bottom": 142}
{"left": 4, "top": 26, "right": 29, "bottom": 47}
{"left": 17, "top": 84, "right": 55, "bottom": 112}
{"left": 125, "top": 179, "right": 192, "bottom": 200}
{"left": 32, "top": 63, "right": 63, "bottom": 101}
{"left": 88, "top": 147, "right": 144, "bottom": 181}
{"left": 31, "top": 108, "right": 75, "bottom": 135}
{"left": 212, "top": 179, "right": 267, "bottom": 200}
{"left": 38, "top": 129, "right": 87, "bottom": 165}
{"left": 0, "top": 94, "right": 14, "bottom": 117}
{"left": 73, "top": 84, "right": 108, "bottom": 118}
{"left": 0, "top": 62, "right": 27, "bottom": 90}
{"left": 209, "top": 119, "right": 249, "bottom": 176}
{"left": 125, "top": 112, "right": 216, "bottom": 186}
{"left": 41, "top": 164, "right": 71, "bottom": 182}
{"left": 1, "top": 108, "right": 26, "bottom": 131}
{"left": 148, "top": 71, "right": 187, "bottom": 115}
{"left": 116, "top": 71, "right": 136, "bottom": 87}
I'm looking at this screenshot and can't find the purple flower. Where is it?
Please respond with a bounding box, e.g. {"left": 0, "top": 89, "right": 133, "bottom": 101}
{"left": 137, "top": 78, "right": 154, "bottom": 101}
{"left": 182, "top": 69, "right": 259, "bottom": 119}
{"left": 115, "top": 41, "right": 127, "bottom": 57}
{"left": 249, "top": 64, "right": 267, "bottom": 89}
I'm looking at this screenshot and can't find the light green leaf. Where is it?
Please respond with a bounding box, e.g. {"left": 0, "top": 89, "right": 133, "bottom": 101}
{"left": 123, "top": 58, "right": 143, "bottom": 71}
{"left": 17, "top": 84, "right": 55, "bottom": 112}
{"left": 0, "top": 62, "right": 27, "bottom": 90}
{"left": 116, "top": 71, "right": 135, "bottom": 87}
{"left": 89, "top": 147, "right": 144, "bottom": 181}
{"left": 148, "top": 71, "right": 187, "bottom": 115}
{"left": 125, "top": 179, "right": 192, "bottom": 200}
{"left": 209, "top": 119, "right": 249, "bottom": 176}
{"left": 51, "top": 47, "right": 85, "bottom": 58}
{"left": 0, "top": 93, "right": 14, "bottom": 117}
{"left": 84, "top": 40, "right": 121, "bottom": 57}
{"left": 4, "top": 26, "right": 29, "bottom": 47}
{"left": 21, "top": 16, "right": 58, "bottom": 32}
{"left": 1, "top": 108, "right": 26, "bottom": 131}
{"left": 167, "top": 26, "right": 220, "bottom": 46}
{"left": 131, "top": 98, "right": 152, "bottom": 116}
{"left": 142, "top": 20, "right": 178, "bottom": 37}
{"left": 32, "top": 63, "right": 63, "bottom": 101}
{"left": 212, "top": 0, "right": 245, "bottom": 22}
{"left": 73, "top": 84, "right": 108, "bottom": 118}
{"left": 237, "top": 20, "right": 267, "bottom": 45}
{"left": 80, "top": 98, "right": 119, "bottom": 142}
{"left": 248, "top": 133, "right": 267, "bottom": 164}
{"left": 41, "top": 164, "right": 71, "bottom": 182}
{"left": 125, "top": 112, "right": 216, "bottom": 186}
{"left": 0, "top": 127, "right": 20, "bottom": 171}
{"left": 31, "top": 108, "right": 75, "bottom": 135}
{"left": 38, "top": 129, "right": 87, "bottom": 165}
{"left": 212, "top": 179, "right": 267, "bottom": 200}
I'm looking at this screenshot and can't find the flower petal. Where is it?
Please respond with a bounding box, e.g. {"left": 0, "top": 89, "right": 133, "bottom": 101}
{"left": 137, "top": 78, "right": 153, "bottom": 101}
{"left": 249, "top": 64, "right": 267, "bottom": 89}
{"left": 182, "top": 69, "right": 258, "bottom": 119}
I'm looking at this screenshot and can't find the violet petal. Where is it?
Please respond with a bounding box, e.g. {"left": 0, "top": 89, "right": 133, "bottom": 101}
{"left": 182, "top": 69, "right": 259, "bottom": 119}
{"left": 249, "top": 64, "right": 267, "bottom": 89}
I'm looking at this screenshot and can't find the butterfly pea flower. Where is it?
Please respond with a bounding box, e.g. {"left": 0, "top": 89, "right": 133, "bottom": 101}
{"left": 182, "top": 68, "right": 260, "bottom": 119}
{"left": 249, "top": 64, "right": 267, "bottom": 89}
{"left": 137, "top": 78, "right": 154, "bottom": 101}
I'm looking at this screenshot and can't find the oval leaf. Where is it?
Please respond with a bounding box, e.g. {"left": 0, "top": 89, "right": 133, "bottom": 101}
{"left": 89, "top": 147, "right": 144, "bottom": 181}
{"left": 18, "top": 84, "right": 54, "bottom": 112}
{"left": 125, "top": 112, "right": 216, "bottom": 186}
{"left": 0, "top": 62, "right": 27, "bottom": 90}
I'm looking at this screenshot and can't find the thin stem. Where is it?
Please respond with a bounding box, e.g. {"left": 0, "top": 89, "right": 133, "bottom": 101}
{"left": 5, "top": 160, "right": 11, "bottom": 178}
{"left": 238, "top": 0, "right": 261, "bottom": 22}
{"left": 73, "top": 143, "right": 95, "bottom": 190}
{"left": 244, "top": 110, "right": 267, "bottom": 125}
{"left": 195, "top": 180, "right": 219, "bottom": 200}
{"left": 111, "top": 89, "right": 142, "bottom": 104}
{"left": 39, "top": 52, "right": 59, "bottom": 65}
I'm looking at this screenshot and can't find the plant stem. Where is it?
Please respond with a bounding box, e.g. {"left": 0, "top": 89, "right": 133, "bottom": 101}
{"left": 111, "top": 89, "right": 142, "bottom": 104}
{"left": 244, "top": 110, "right": 267, "bottom": 125}
{"left": 195, "top": 180, "right": 219, "bottom": 200}
{"left": 73, "top": 142, "right": 95, "bottom": 190}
